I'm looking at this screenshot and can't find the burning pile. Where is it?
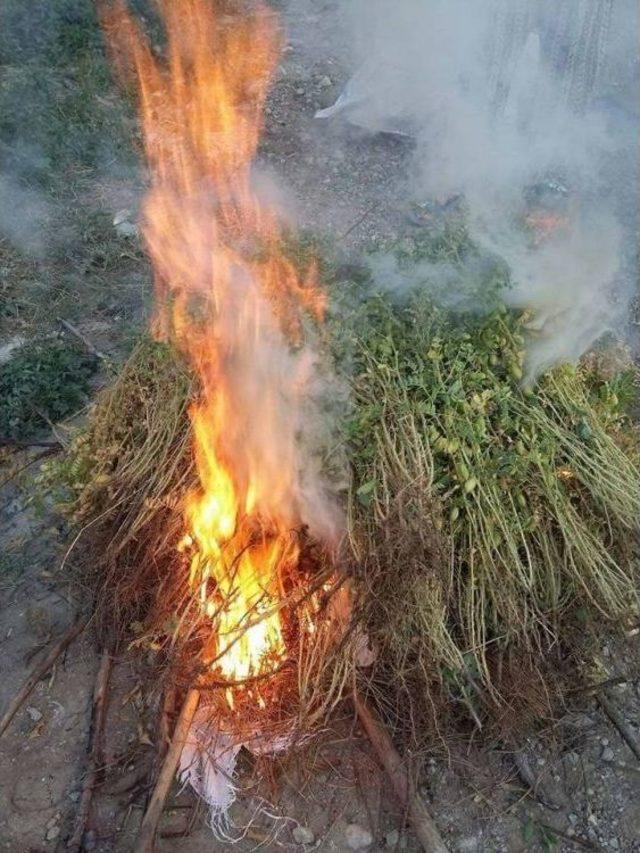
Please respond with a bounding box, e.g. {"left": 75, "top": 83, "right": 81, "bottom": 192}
{"left": 98, "top": 0, "right": 346, "bottom": 711}
{"left": 50, "top": 0, "right": 640, "bottom": 834}
{"left": 44, "top": 0, "right": 356, "bottom": 823}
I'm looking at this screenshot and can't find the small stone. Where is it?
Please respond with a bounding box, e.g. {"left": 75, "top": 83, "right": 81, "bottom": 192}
{"left": 456, "top": 837, "right": 480, "bottom": 852}
{"left": 292, "top": 826, "right": 315, "bottom": 845}
{"left": 609, "top": 839, "right": 620, "bottom": 850}
{"left": 46, "top": 816, "right": 58, "bottom": 829}
{"left": 318, "top": 75, "right": 332, "bottom": 88}
{"left": 385, "top": 829, "right": 399, "bottom": 848}
{"left": 115, "top": 220, "right": 138, "bottom": 238}
{"left": 294, "top": 87, "right": 305, "bottom": 96}
{"left": 26, "top": 706, "right": 42, "bottom": 723}
{"left": 45, "top": 826, "right": 60, "bottom": 842}
{"left": 587, "top": 787, "right": 595, "bottom": 796}
{"left": 601, "top": 737, "right": 610, "bottom": 746}
{"left": 568, "top": 814, "right": 579, "bottom": 825}
{"left": 345, "top": 824, "right": 373, "bottom": 850}
{"left": 602, "top": 747, "right": 615, "bottom": 761}
{"left": 566, "top": 828, "right": 575, "bottom": 837}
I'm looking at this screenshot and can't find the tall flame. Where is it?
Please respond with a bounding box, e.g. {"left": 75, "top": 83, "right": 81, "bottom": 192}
{"left": 103, "top": 0, "right": 331, "bottom": 682}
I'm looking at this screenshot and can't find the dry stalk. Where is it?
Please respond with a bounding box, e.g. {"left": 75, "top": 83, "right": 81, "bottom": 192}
{"left": 67, "top": 650, "right": 112, "bottom": 853}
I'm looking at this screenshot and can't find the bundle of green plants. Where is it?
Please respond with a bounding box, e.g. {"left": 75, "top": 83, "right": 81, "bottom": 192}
{"left": 343, "top": 289, "right": 639, "bottom": 732}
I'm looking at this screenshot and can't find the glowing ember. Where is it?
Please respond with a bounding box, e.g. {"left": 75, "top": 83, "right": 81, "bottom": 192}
{"left": 104, "top": 0, "right": 327, "bottom": 683}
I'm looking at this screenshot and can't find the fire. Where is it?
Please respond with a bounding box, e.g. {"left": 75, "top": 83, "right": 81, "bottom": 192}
{"left": 104, "top": 0, "right": 326, "bottom": 683}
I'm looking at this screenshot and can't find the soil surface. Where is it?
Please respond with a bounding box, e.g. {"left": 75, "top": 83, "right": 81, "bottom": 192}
{"left": 1, "top": 1, "right": 639, "bottom": 851}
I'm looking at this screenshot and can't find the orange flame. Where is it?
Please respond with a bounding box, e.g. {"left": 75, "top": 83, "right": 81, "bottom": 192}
{"left": 103, "top": 0, "right": 327, "bottom": 683}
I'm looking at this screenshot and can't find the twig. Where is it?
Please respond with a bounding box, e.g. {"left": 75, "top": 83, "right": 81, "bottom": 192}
{"left": 570, "top": 675, "right": 629, "bottom": 695}
{"left": 597, "top": 689, "right": 640, "bottom": 762}
{"left": 0, "top": 617, "right": 87, "bottom": 738}
{"left": 135, "top": 688, "right": 200, "bottom": 853}
{"left": 338, "top": 203, "right": 379, "bottom": 242}
{"left": 58, "top": 318, "right": 108, "bottom": 361}
{"left": 353, "top": 687, "right": 449, "bottom": 853}
{"left": 0, "top": 446, "right": 60, "bottom": 491}
{"left": 0, "top": 439, "right": 62, "bottom": 449}
{"left": 538, "top": 822, "right": 600, "bottom": 851}
{"left": 67, "top": 650, "right": 113, "bottom": 853}
{"left": 513, "top": 747, "right": 562, "bottom": 810}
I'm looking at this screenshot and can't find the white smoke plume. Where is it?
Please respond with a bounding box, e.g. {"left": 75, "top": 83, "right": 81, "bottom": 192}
{"left": 323, "top": 0, "right": 639, "bottom": 372}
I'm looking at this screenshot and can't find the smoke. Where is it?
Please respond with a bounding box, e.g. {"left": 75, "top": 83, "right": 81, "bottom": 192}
{"left": 331, "top": 0, "right": 639, "bottom": 373}
{"left": 0, "top": 174, "right": 51, "bottom": 257}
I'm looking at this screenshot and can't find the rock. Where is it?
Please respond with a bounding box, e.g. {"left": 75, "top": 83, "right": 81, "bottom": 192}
{"left": 385, "top": 829, "right": 399, "bottom": 848}
{"left": 601, "top": 737, "right": 609, "bottom": 746}
{"left": 602, "top": 747, "right": 615, "bottom": 762}
{"left": 294, "top": 87, "right": 305, "bottom": 96}
{"left": 26, "top": 706, "right": 43, "bottom": 723}
{"left": 318, "top": 75, "right": 332, "bottom": 88}
{"left": 345, "top": 824, "right": 373, "bottom": 850}
{"left": 113, "top": 208, "right": 138, "bottom": 237}
{"left": 609, "top": 839, "right": 620, "bottom": 850}
{"left": 45, "top": 826, "right": 60, "bottom": 842}
{"left": 115, "top": 220, "right": 138, "bottom": 238}
{"left": 568, "top": 813, "right": 578, "bottom": 825}
{"left": 293, "top": 826, "right": 315, "bottom": 845}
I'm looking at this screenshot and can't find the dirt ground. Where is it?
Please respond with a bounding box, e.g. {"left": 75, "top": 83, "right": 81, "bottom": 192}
{"left": 1, "top": 1, "right": 640, "bottom": 851}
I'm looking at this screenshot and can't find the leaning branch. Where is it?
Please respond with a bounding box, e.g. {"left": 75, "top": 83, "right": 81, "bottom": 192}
{"left": 0, "top": 617, "right": 88, "bottom": 738}
{"left": 353, "top": 687, "right": 449, "bottom": 853}
{"left": 135, "top": 688, "right": 201, "bottom": 853}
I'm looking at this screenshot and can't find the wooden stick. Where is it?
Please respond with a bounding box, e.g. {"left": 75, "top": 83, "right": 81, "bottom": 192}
{"left": 67, "top": 650, "right": 112, "bottom": 853}
{"left": 598, "top": 690, "right": 640, "bottom": 762}
{"left": 353, "top": 688, "right": 449, "bottom": 853}
{"left": 135, "top": 688, "right": 200, "bottom": 853}
{"left": 145, "top": 685, "right": 176, "bottom": 811}
{"left": 0, "top": 617, "right": 87, "bottom": 738}
{"left": 58, "top": 318, "right": 108, "bottom": 361}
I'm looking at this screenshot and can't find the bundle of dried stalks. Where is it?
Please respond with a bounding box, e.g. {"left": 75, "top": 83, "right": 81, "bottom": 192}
{"left": 54, "top": 336, "right": 353, "bottom": 736}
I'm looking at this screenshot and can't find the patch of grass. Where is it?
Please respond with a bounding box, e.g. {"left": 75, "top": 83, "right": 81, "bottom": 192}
{"left": 0, "top": 336, "right": 98, "bottom": 440}
{"left": 0, "top": 0, "right": 136, "bottom": 189}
